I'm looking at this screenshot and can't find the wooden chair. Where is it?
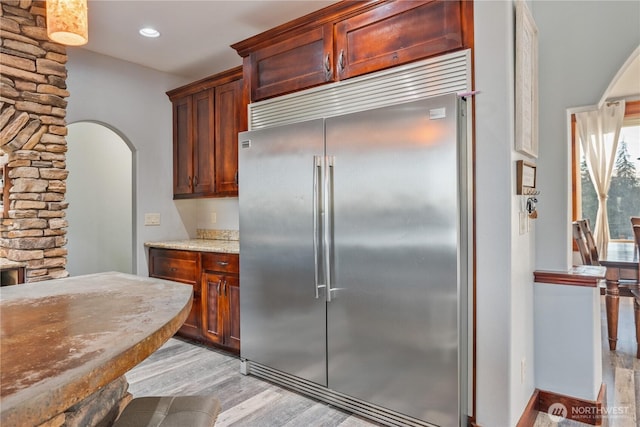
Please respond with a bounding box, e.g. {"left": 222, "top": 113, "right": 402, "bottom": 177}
{"left": 632, "top": 224, "right": 640, "bottom": 358}
{"left": 578, "top": 219, "right": 599, "bottom": 265}
{"left": 572, "top": 221, "right": 592, "bottom": 265}
{"left": 632, "top": 217, "right": 640, "bottom": 258}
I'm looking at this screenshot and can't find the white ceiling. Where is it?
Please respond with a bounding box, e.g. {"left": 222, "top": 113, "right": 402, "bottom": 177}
{"left": 605, "top": 53, "right": 640, "bottom": 100}
{"left": 82, "top": 0, "right": 336, "bottom": 80}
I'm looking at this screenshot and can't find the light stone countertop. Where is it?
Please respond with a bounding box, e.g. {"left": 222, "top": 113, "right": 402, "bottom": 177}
{"left": 144, "top": 239, "right": 239, "bottom": 254}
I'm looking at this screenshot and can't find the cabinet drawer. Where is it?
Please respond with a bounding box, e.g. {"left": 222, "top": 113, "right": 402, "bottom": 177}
{"left": 149, "top": 248, "right": 199, "bottom": 286}
{"left": 201, "top": 252, "right": 239, "bottom": 274}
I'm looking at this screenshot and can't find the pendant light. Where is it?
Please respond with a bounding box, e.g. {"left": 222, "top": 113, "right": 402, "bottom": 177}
{"left": 46, "top": 0, "right": 88, "bottom": 46}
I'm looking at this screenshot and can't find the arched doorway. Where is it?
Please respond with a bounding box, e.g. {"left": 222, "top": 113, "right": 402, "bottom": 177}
{"left": 66, "top": 122, "right": 135, "bottom": 275}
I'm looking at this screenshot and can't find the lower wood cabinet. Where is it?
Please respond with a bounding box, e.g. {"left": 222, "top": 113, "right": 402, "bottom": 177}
{"left": 148, "top": 248, "right": 202, "bottom": 340}
{"left": 201, "top": 272, "right": 240, "bottom": 352}
{"left": 148, "top": 247, "right": 239, "bottom": 354}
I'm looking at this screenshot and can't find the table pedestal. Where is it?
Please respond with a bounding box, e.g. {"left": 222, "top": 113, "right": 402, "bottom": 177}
{"left": 39, "top": 376, "right": 132, "bottom": 427}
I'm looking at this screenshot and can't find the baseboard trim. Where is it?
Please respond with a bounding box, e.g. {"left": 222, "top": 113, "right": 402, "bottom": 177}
{"left": 517, "top": 384, "right": 606, "bottom": 426}
{"left": 516, "top": 389, "right": 540, "bottom": 427}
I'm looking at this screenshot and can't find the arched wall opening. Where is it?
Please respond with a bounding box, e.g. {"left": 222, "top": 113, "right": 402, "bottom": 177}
{"left": 66, "top": 121, "right": 136, "bottom": 275}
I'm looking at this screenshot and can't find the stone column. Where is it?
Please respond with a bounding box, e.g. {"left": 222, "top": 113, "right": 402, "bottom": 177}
{"left": 1, "top": 0, "right": 69, "bottom": 282}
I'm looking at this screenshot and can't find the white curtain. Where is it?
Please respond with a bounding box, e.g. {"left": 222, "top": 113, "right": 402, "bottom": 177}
{"left": 576, "top": 100, "right": 625, "bottom": 259}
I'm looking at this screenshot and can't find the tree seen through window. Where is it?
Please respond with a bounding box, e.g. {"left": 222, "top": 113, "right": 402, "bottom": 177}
{"left": 581, "top": 125, "right": 640, "bottom": 241}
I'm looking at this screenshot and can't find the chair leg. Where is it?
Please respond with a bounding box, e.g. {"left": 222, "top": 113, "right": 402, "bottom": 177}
{"left": 634, "top": 297, "right": 640, "bottom": 359}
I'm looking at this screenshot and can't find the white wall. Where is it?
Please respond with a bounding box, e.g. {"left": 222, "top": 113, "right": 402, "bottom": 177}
{"left": 534, "top": 283, "right": 602, "bottom": 400}
{"left": 66, "top": 122, "right": 132, "bottom": 275}
{"left": 533, "top": 0, "right": 640, "bottom": 271}
{"left": 66, "top": 49, "right": 194, "bottom": 275}
{"left": 474, "top": 0, "right": 640, "bottom": 423}
{"left": 531, "top": 0, "right": 640, "bottom": 402}
{"left": 193, "top": 198, "right": 240, "bottom": 231}
{"left": 470, "top": 0, "right": 640, "bottom": 420}
{"left": 473, "top": 1, "right": 536, "bottom": 425}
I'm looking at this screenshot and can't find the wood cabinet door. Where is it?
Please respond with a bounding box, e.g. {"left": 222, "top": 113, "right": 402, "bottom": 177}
{"left": 224, "top": 275, "right": 240, "bottom": 352}
{"left": 173, "top": 96, "right": 193, "bottom": 196}
{"left": 201, "top": 272, "right": 224, "bottom": 345}
{"left": 335, "top": 0, "right": 464, "bottom": 80}
{"left": 214, "top": 79, "right": 242, "bottom": 195}
{"left": 249, "top": 24, "right": 334, "bottom": 101}
{"left": 192, "top": 89, "right": 215, "bottom": 195}
{"left": 148, "top": 248, "right": 202, "bottom": 339}
{"left": 180, "top": 289, "right": 202, "bottom": 340}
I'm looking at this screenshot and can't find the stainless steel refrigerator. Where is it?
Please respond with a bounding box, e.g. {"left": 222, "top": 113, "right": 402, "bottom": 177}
{"left": 239, "top": 94, "right": 468, "bottom": 427}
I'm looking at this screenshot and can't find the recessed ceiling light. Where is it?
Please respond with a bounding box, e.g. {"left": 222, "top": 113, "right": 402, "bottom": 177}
{"left": 139, "top": 27, "right": 160, "bottom": 38}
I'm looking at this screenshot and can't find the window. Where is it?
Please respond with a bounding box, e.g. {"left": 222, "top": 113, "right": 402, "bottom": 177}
{"left": 572, "top": 101, "right": 640, "bottom": 242}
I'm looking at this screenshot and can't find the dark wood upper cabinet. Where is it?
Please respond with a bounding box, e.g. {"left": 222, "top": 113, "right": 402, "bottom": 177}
{"left": 173, "top": 96, "right": 192, "bottom": 195}
{"left": 215, "top": 78, "right": 243, "bottom": 194}
{"left": 249, "top": 24, "right": 334, "bottom": 101}
{"left": 172, "top": 91, "right": 214, "bottom": 197}
{"left": 167, "top": 66, "right": 246, "bottom": 198}
{"left": 192, "top": 89, "right": 215, "bottom": 194}
{"left": 232, "top": 0, "right": 473, "bottom": 102}
{"left": 335, "top": 0, "right": 464, "bottom": 80}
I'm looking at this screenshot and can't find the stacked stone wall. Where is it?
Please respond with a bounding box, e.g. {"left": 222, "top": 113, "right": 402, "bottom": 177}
{"left": 1, "top": 0, "right": 69, "bottom": 281}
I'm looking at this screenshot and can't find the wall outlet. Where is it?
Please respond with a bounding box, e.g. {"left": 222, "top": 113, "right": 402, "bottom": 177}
{"left": 520, "top": 358, "right": 526, "bottom": 384}
{"left": 144, "top": 213, "right": 160, "bottom": 226}
{"left": 211, "top": 212, "right": 217, "bottom": 224}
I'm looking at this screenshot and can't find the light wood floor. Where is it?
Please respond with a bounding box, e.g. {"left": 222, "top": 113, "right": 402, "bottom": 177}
{"left": 125, "top": 297, "right": 639, "bottom": 427}
{"left": 125, "top": 339, "right": 380, "bottom": 426}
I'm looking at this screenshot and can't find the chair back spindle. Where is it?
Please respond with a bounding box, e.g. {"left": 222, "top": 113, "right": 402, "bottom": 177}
{"left": 573, "top": 221, "right": 592, "bottom": 265}
{"left": 579, "top": 219, "right": 600, "bottom": 265}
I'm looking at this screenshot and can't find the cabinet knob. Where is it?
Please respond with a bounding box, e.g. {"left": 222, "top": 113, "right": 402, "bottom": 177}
{"left": 194, "top": 175, "right": 198, "bottom": 187}
{"left": 170, "top": 267, "right": 177, "bottom": 272}
{"left": 188, "top": 176, "right": 193, "bottom": 189}
{"left": 217, "top": 261, "right": 229, "bottom": 266}
{"left": 338, "top": 49, "right": 345, "bottom": 72}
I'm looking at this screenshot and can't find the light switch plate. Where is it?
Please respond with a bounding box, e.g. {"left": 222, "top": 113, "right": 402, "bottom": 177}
{"left": 144, "top": 213, "right": 160, "bottom": 226}
{"left": 519, "top": 212, "right": 527, "bottom": 235}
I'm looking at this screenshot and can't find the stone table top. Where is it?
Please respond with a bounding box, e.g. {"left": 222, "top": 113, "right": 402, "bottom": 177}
{"left": 0, "top": 272, "right": 193, "bottom": 426}
{"left": 145, "top": 239, "right": 239, "bottom": 254}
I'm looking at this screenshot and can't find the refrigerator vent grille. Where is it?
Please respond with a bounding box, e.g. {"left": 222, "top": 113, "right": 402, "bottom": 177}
{"left": 249, "top": 49, "right": 471, "bottom": 130}
{"left": 247, "top": 361, "right": 440, "bottom": 427}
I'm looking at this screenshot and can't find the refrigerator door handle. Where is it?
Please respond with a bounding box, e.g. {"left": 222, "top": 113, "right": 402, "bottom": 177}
{"left": 324, "top": 156, "right": 335, "bottom": 302}
{"left": 313, "top": 155, "right": 325, "bottom": 299}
